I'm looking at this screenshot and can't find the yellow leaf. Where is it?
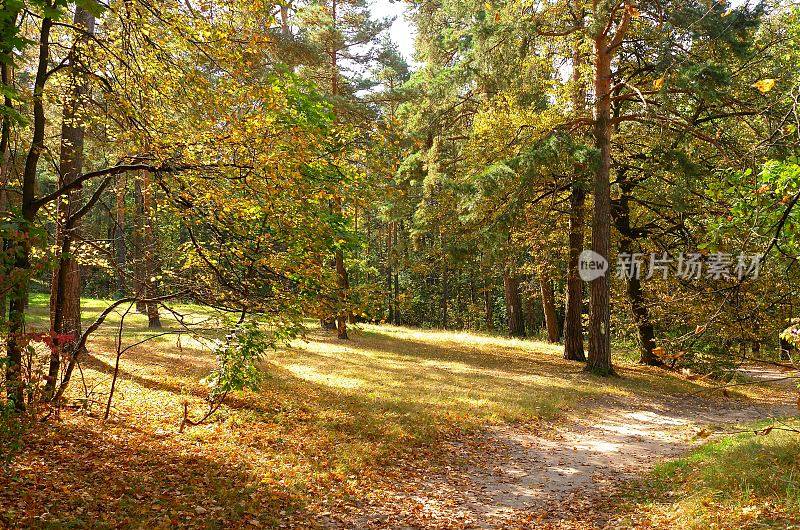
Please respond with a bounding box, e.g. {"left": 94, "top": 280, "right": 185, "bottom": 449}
{"left": 721, "top": 8, "right": 733, "bottom": 17}
{"left": 653, "top": 77, "right": 665, "bottom": 90}
{"left": 753, "top": 79, "right": 776, "bottom": 94}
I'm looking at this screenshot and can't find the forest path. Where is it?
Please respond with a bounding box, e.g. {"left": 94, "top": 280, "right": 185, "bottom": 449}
{"left": 330, "top": 366, "right": 797, "bottom": 529}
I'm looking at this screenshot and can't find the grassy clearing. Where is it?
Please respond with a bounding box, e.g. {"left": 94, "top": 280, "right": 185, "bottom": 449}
{"left": 0, "top": 296, "right": 787, "bottom": 527}
{"left": 615, "top": 420, "right": 800, "bottom": 529}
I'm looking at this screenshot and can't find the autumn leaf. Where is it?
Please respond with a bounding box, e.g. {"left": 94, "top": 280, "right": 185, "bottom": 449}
{"left": 697, "top": 428, "right": 713, "bottom": 438}
{"left": 752, "top": 79, "right": 776, "bottom": 94}
{"left": 653, "top": 77, "right": 665, "bottom": 90}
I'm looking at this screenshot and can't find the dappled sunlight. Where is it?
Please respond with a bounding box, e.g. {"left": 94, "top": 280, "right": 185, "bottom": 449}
{"left": 283, "top": 363, "right": 366, "bottom": 390}
{"left": 267, "top": 324, "right": 729, "bottom": 429}
{"left": 5, "top": 299, "right": 795, "bottom": 528}
{"left": 274, "top": 326, "right": 604, "bottom": 424}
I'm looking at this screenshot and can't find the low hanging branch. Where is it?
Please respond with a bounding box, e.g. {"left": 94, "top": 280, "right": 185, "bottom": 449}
{"left": 176, "top": 311, "right": 295, "bottom": 434}
{"left": 179, "top": 390, "right": 229, "bottom": 433}
{"left": 52, "top": 290, "right": 191, "bottom": 403}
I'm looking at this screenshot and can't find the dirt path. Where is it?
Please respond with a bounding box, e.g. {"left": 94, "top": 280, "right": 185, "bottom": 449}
{"left": 325, "top": 367, "right": 798, "bottom": 529}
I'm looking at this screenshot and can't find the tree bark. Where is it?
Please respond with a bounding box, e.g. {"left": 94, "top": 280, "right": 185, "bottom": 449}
{"left": 141, "top": 170, "right": 161, "bottom": 329}
{"left": 115, "top": 175, "right": 127, "bottom": 298}
{"left": 780, "top": 338, "right": 793, "bottom": 361}
{"left": 564, "top": 37, "right": 587, "bottom": 362}
{"left": 133, "top": 176, "right": 148, "bottom": 313}
{"left": 280, "top": 3, "right": 290, "bottom": 35}
{"left": 440, "top": 265, "right": 449, "bottom": 329}
{"left": 46, "top": 6, "right": 95, "bottom": 395}
{"left": 587, "top": 19, "right": 617, "bottom": 375}
{"left": 614, "top": 191, "right": 661, "bottom": 367}
{"left": 6, "top": 13, "right": 52, "bottom": 409}
{"left": 627, "top": 271, "right": 660, "bottom": 365}
{"left": 483, "top": 277, "right": 494, "bottom": 332}
{"left": 132, "top": 171, "right": 160, "bottom": 328}
{"left": 540, "top": 270, "right": 560, "bottom": 343}
{"left": 0, "top": 59, "right": 12, "bottom": 328}
{"left": 335, "top": 243, "right": 349, "bottom": 339}
{"left": 564, "top": 185, "right": 587, "bottom": 360}
{"left": 386, "top": 222, "right": 394, "bottom": 323}
{"left": 329, "top": 0, "right": 349, "bottom": 339}
{"left": 503, "top": 267, "right": 525, "bottom": 338}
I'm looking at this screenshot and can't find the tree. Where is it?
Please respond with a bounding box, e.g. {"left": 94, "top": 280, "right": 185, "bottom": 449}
{"left": 298, "top": 0, "right": 391, "bottom": 339}
{"left": 45, "top": 4, "right": 96, "bottom": 397}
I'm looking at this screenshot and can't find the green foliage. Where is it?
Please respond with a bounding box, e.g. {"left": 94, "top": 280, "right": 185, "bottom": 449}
{"left": 781, "top": 319, "right": 800, "bottom": 349}
{"left": 202, "top": 320, "right": 297, "bottom": 400}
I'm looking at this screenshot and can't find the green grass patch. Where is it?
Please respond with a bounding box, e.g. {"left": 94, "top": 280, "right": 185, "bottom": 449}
{"left": 617, "top": 420, "right": 800, "bottom": 529}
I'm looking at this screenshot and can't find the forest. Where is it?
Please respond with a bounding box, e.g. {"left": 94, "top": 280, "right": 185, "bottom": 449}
{"left": 1, "top": 0, "right": 800, "bottom": 528}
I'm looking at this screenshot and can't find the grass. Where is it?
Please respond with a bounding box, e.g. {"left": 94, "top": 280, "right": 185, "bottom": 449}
{"left": 0, "top": 296, "right": 791, "bottom": 527}
{"left": 615, "top": 420, "right": 800, "bottom": 529}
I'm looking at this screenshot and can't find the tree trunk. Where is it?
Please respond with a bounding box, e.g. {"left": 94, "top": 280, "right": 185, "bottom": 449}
{"left": 115, "top": 175, "right": 127, "bottom": 298}
{"left": 627, "top": 270, "right": 659, "bottom": 365}
{"left": 46, "top": 6, "right": 95, "bottom": 395}
{"left": 335, "top": 245, "right": 349, "bottom": 339}
{"left": 780, "top": 338, "right": 793, "bottom": 361}
{"left": 386, "top": 222, "right": 394, "bottom": 323}
{"left": 587, "top": 28, "right": 614, "bottom": 375}
{"left": 280, "top": 3, "right": 290, "bottom": 35}
{"left": 612, "top": 172, "right": 662, "bottom": 367}
{"left": 133, "top": 170, "right": 160, "bottom": 328}
{"left": 6, "top": 13, "right": 51, "bottom": 410}
{"left": 329, "top": 0, "right": 349, "bottom": 339}
{"left": 441, "top": 266, "right": 449, "bottom": 329}
{"left": 564, "top": 38, "right": 587, "bottom": 361}
{"left": 0, "top": 59, "right": 12, "bottom": 327}
{"left": 540, "top": 270, "right": 560, "bottom": 343}
{"left": 564, "top": 185, "right": 586, "bottom": 361}
{"left": 141, "top": 170, "right": 161, "bottom": 329}
{"left": 393, "top": 269, "right": 399, "bottom": 325}
{"left": 133, "top": 176, "right": 148, "bottom": 313}
{"left": 483, "top": 280, "right": 494, "bottom": 332}
{"left": 503, "top": 267, "right": 525, "bottom": 338}
{"left": 393, "top": 222, "right": 400, "bottom": 325}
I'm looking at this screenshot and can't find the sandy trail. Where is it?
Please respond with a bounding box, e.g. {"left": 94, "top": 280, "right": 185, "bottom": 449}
{"left": 325, "top": 366, "right": 798, "bottom": 529}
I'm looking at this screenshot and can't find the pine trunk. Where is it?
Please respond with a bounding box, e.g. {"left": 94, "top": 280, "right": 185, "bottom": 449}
{"left": 540, "top": 270, "right": 560, "bottom": 343}
{"left": 503, "top": 268, "right": 525, "bottom": 338}
{"left": 564, "top": 185, "right": 586, "bottom": 361}
{"left": 564, "top": 39, "right": 587, "bottom": 361}
{"left": 615, "top": 197, "right": 661, "bottom": 367}
{"left": 484, "top": 281, "right": 494, "bottom": 332}
{"left": 587, "top": 31, "right": 613, "bottom": 375}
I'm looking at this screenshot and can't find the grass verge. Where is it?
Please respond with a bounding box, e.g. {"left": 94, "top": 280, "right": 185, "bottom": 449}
{"left": 614, "top": 420, "right": 800, "bottom": 529}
